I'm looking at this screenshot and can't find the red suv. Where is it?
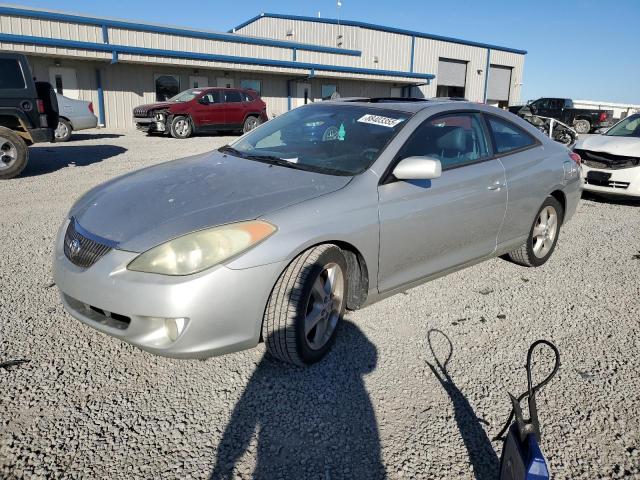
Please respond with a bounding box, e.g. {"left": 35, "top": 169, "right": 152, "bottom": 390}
{"left": 133, "top": 88, "right": 268, "bottom": 139}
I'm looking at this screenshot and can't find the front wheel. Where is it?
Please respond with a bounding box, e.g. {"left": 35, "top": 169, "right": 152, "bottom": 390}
{"left": 242, "top": 115, "right": 261, "bottom": 134}
{"left": 263, "top": 244, "right": 348, "bottom": 366}
{"left": 0, "top": 128, "right": 29, "bottom": 179}
{"left": 507, "top": 197, "right": 564, "bottom": 267}
{"left": 54, "top": 119, "right": 73, "bottom": 142}
{"left": 170, "top": 116, "right": 192, "bottom": 139}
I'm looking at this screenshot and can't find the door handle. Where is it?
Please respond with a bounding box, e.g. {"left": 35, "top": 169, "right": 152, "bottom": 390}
{"left": 487, "top": 181, "right": 505, "bottom": 191}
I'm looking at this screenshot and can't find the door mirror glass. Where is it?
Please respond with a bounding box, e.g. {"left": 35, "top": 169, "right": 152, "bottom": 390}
{"left": 393, "top": 156, "right": 442, "bottom": 180}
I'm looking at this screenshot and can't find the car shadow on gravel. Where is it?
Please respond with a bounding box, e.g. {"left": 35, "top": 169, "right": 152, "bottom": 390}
{"left": 67, "top": 133, "right": 125, "bottom": 141}
{"left": 23, "top": 145, "right": 128, "bottom": 176}
{"left": 427, "top": 329, "right": 499, "bottom": 480}
{"left": 210, "top": 320, "right": 385, "bottom": 479}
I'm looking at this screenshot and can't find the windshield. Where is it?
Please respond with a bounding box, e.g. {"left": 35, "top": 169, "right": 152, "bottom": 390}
{"left": 227, "top": 104, "right": 411, "bottom": 176}
{"left": 168, "top": 89, "right": 202, "bottom": 103}
{"left": 606, "top": 114, "right": 640, "bottom": 137}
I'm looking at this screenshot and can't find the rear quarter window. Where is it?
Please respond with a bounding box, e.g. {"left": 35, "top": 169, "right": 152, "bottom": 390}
{"left": 0, "top": 59, "right": 26, "bottom": 89}
{"left": 486, "top": 115, "right": 536, "bottom": 154}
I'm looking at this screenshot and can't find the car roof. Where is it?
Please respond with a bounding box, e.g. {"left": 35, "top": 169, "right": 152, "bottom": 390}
{"left": 325, "top": 97, "right": 481, "bottom": 114}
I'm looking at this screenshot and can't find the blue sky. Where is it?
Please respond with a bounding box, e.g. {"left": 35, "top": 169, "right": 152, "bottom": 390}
{"left": 10, "top": 0, "right": 640, "bottom": 104}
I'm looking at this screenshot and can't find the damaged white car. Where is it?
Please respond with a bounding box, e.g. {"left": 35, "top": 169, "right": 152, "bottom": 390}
{"left": 575, "top": 113, "right": 640, "bottom": 197}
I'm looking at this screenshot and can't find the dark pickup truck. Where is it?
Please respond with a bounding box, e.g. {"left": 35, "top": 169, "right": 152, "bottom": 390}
{"left": 509, "top": 98, "right": 613, "bottom": 134}
{"left": 1, "top": 52, "right": 58, "bottom": 179}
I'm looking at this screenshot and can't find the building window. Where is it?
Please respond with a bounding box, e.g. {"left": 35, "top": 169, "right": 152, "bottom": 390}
{"left": 240, "top": 79, "right": 262, "bottom": 96}
{"left": 54, "top": 74, "right": 63, "bottom": 95}
{"left": 321, "top": 84, "right": 338, "bottom": 100}
{"left": 155, "top": 74, "right": 180, "bottom": 101}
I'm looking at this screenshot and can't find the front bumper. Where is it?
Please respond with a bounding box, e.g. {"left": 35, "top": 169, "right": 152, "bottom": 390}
{"left": 134, "top": 117, "right": 166, "bottom": 133}
{"left": 53, "top": 221, "right": 285, "bottom": 358}
{"left": 581, "top": 163, "right": 640, "bottom": 197}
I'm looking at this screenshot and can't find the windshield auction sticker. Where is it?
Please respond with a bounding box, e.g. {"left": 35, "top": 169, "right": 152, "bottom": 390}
{"left": 357, "top": 114, "right": 405, "bottom": 128}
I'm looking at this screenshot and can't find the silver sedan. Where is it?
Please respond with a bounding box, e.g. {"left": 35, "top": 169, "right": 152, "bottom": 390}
{"left": 54, "top": 99, "right": 581, "bottom": 365}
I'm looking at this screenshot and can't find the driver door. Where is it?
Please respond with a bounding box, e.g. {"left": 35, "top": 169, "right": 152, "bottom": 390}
{"left": 377, "top": 112, "right": 507, "bottom": 292}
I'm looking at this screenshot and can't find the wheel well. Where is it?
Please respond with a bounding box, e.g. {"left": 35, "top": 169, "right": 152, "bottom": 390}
{"left": 550, "top": 190, "right": 566, "bottom": 222}
{"left": 243, "top": 113, "right": 261, "bottom": 123}
{"left": 332, "top": 241, "right": 369, "bottom": 310}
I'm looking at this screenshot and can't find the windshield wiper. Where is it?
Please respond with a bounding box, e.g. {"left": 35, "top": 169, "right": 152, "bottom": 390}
{"left": 218, "top": 145, "right": 246, "bottom": 157}
{"left": 245, "top": 154, "right": 312, "bottom": 171}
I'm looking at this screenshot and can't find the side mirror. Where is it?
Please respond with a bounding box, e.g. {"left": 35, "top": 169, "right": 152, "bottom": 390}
{"left": 393, "top": 156, "right": 442, "bottom": 180}
{"left": 529, "top": 104, "right": 538, "bottom": 114}
{"left": 198, "top": 97, "right": 210, "bottom": 105}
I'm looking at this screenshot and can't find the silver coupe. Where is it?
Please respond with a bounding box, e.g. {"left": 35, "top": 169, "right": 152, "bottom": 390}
{"left": 54, "top": 99, "right": 581, "bottom": 365}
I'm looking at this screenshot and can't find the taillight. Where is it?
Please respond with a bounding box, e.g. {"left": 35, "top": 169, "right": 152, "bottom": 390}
{"left": 569, "top": 152, "right": 581, "bottom": 165}
{"left": 36, "top": 99, "right": 45, "bottom": 114}
{"left": 88, "top": 102, "right": 94, "bottom": 113}
{"left": 599, "top": 112, "right": 608, "bottom": 122}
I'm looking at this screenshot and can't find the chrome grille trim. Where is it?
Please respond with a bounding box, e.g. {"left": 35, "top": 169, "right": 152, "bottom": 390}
{"left": 63, "top": 218, "right": 114, "bottom": 268}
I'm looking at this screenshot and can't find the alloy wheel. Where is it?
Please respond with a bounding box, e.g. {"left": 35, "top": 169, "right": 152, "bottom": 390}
{"left": 304, "top": 262, "right": 345, "bottom": 350}
{"left": 532, "top": 206, "right": 558, "bottom": 258}
{"left": 175, "top": 119, "right": 190, "bottom": 137}
{"left": 0, "top": 137, "right": 18, "bottom": 170}
{"left": 55, "top": 122, "right": 69, "bottom": 139}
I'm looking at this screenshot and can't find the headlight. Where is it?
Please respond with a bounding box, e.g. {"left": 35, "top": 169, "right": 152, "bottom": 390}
{"left": 127, "top": 220, "right": 276, "bottom": 275}
{"left": 155, "top": 112, "right": 165, "bottom": 121}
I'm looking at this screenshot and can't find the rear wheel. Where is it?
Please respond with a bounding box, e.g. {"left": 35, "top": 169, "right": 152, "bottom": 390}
{"left": 574, "top": 119, "right": 591, "bottom": 134}
{"left": 263, "top": 244, "right": 348, "bottom": 366}
{"left": 170, "top": 116, "right": 192, "bottom": 139}
{"left": 507, "top": 197, "right": 564, "bottom": 267}
{"left": 54, "top": 118, "right": 73, "bottom": 142}
{"left": 242, "top": 115, "right": 261, "bottom": 134}
{"left": 0, "top": 128, "right": 29, "bottom": 179}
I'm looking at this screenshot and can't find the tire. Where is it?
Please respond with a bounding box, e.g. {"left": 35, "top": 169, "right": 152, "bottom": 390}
{"left": 242, "top": 115, "right": 261, "bottom": 134}
{"left": 54, "top": 118, "right": 73, "bottom": 142}
{"left": 507, "top": 196, "right": 564, "bottom": 267}
{"left": 574, "top": 119, "right": 591, "bottom": 134}
{"left": 170, "top": 116, "right": 192, "bottom": 139}
{"left": 263, "top": 244, "right": 348, "bottom": 366}
{"left": 0, "top": 128, "right": 29, "bottom": 180}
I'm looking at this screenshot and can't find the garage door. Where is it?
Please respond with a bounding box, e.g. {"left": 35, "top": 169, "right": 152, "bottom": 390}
{"left": 487, "top": 65, "right": 512, "bottom": 102}
{"left": 437, "top": 59, "right": 467, "bottom": 88}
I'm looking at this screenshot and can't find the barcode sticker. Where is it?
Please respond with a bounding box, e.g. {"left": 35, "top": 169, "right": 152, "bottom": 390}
{"left": 357, "top": 114, "right": 404, "bottom": 128}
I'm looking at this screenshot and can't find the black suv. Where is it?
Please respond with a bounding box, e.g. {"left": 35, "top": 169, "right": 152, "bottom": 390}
{"left": 0, "top": 53, "right": 58, "bottom": 179}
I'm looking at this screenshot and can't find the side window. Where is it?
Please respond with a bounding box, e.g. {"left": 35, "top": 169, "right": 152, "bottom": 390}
{"left": 0, "top": 59, "right": 26, "bottom": 89}
{"left": 203, "top": 91, "right": 220, "bottom": 104}
{"left": 486, "top": 115, "right": 536, "bottom": 154}
{"left": 398, "top": 113, "right": 490, "bottom": 170}
{"left": 223, "top": 91, "right": 242, "bottom": 103}
{"left": 549, "top": 99, "right": 563, "bottom": 109}
{"left": 242, "top": 91, "right": 255, "bottom": 102}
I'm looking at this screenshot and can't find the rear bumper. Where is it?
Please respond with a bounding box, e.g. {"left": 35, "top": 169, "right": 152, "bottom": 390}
{"left": 70, "top": 115, "right": 98, "bottom": 131}
{"left": 29, "top": 127, "right": 54, "bottom": 144}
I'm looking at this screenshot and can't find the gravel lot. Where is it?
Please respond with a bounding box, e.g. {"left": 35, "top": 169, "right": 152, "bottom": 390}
{"left": 1, "top": 129, "right": 639, "bottom": 479}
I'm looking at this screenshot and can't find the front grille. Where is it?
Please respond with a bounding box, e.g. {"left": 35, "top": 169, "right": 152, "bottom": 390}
{"left": 133, "top": 108, "right": 150, "bottom": 117}
{"left": 575, "top": 149, "right": 640, "bottom": 170}
{"left": 63, "top": 219, "right": 112, "bottom": 268}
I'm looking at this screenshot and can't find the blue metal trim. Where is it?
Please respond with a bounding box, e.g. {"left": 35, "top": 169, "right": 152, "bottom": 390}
{"left": 111, "top": 51, "right": 118, "bottom": 64}
{"left": 101, "top": 24, "right": 109, "bottom": 44}
{"left": 409, "top": 35, "right": 415, "bottom": 73}
{"left": 95, "top": 68, "right": 105, "bottom": 126}
{"left": 233, "top": 13, "right": 527, "bottom": 55}
{"left": 0, "top": 6, "right": 361, "bottom": 57}
{"left": 0, "top": 33, "right": 435, "bottom": 80}
{"left": 483, "top": 48, "right": 491, "bottom": 103}
{"left": 292, "top": 48, "right": 296, "bottom": 61}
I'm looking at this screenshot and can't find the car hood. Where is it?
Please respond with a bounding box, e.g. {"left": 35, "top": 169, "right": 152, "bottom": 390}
{"left": 70, "top": 151, "right": 352, "bottom": 252}
{"left": 134, "top": 102, "right": 176, "bottom": 113}
{"left": 575, "top": 134, "right": 640, "bottom": 156}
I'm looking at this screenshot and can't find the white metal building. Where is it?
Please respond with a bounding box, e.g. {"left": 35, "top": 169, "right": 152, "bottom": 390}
{"left": 0, "top": 5, "right": 526, "bottom": 128}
